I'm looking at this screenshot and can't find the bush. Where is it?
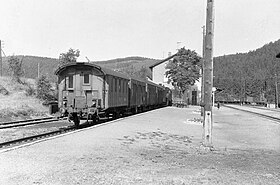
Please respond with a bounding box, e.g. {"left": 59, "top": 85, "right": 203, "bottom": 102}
{"left": 25, "top": 83, "right": 36, "bottom": 96}
{"left": 0, "top": 85, "right": 9, "bottom": 95}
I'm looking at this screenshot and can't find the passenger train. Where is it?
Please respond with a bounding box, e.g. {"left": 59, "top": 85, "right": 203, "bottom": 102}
{"left": 55, "top": 62, "right": 172, "bottom": 126}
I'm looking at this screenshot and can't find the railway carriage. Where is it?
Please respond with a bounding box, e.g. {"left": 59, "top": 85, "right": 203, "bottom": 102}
{"left": 129, "top": 78, "right": 147, "bottom": 113}
{"left": 55, "top": 62, "right": 170, "bottom": 126}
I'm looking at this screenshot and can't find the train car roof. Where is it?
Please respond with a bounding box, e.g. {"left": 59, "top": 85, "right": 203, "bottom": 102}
{"left": 54, "top": 62, "right": 130, "bottom": 79}
{"left": 146, "top": 80, "right": 165, "bottom": 89}
{"left": 55, "top": 62, "right": 165, "bottom": 89}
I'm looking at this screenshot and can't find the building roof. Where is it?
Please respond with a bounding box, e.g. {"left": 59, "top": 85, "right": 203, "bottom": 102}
{"left": 149, "top": 53, "right": 177, "bottom": 69}
{"left": 276, "top": 53, "right": 280, "bottom": 58}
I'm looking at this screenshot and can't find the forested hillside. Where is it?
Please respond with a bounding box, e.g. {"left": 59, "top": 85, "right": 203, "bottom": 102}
{"left": 2, "top": 56, "right": 59, "bottom": 82}
{"left": 213, "top": 39, "right": 280, "bottom": 103}
{"left": 95, "top": 56, "right": 159, "bottom": 80}
{"left": 1, "top": 56, "right": 159, "bottom": 82}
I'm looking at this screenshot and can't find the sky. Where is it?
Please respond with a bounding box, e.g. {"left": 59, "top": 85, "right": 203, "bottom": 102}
{"left": 0, "top": 0, "right": 279, "bottom": 61}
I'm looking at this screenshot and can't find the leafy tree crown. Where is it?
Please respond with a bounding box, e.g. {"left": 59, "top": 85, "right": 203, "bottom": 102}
{"left": 165, "top": 48, "right": 201, "bottom": 93}
{"left": 8, "top": 56, "right": 24, "bottom": 83}
{"left": 59, "top": 48, "right": 80, "bottom": 66}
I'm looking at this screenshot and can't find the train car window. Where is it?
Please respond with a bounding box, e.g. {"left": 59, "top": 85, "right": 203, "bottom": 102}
{"left": 68, "top": 75, "right": 73, "bottom": 89}
{"left": 84, "top": 74, "right": 89, "bottom": 84}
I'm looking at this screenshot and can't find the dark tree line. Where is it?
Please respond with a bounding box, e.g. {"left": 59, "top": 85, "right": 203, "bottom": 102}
{"left": 213, "top": 39, "right": 280, "bottom": 103}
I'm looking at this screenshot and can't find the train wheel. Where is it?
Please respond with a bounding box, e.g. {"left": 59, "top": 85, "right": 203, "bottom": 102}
{"left": 92, "top": 115, "right": 97, "bottom": 124}
{"left": 87, "top": 114, "right": 92, "bottom": 123}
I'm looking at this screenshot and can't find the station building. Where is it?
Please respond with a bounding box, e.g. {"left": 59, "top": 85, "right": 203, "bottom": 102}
{"left": 149, "top": 52, "right": 201, "bottom": 105}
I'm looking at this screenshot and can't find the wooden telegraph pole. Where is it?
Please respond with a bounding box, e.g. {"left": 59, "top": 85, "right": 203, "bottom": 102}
{"left": 203, "top": 0, "right": 215, "bottom": 146}
{"left": 275, "top": 74, "right": 278, "bottom": 109}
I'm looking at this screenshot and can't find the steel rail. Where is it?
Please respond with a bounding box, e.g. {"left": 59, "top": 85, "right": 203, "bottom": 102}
{"left": 0, "top": 118, "right": 60, "bottom": 129}
{"left": 0, "top": 117, "right": 55, "bottom": 125}
{"left": 223, "top": 105, "right": 280, "bottom": 123}
{"left": 0, "top": 127, "right": 75, "bottom": 148}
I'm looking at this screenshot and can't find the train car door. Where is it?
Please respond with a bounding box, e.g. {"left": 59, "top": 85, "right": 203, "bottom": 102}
{"left": 86, "top": 91, "right": 93, "bottom": 107}
{"left": 192, "top": 91, "right": 197, "bottom": 105}
{"left": 67, "top": 91, "right": 75, "bottom": 109}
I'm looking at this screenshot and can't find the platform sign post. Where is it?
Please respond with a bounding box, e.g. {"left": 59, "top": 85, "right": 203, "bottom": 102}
{"left": 203, "top": 0, "right": 215, "bottom": 147}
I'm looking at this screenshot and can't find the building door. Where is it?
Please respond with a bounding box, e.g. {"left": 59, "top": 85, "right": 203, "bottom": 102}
{"left": 192, "top": 91, "right": 197, "bottom": 105}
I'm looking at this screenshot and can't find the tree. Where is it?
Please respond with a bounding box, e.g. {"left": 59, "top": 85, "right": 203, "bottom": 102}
{"left": 8, "top": 56, "right": 24, "bottom": 83}
{"left": 36, "top": 75, "right": 55, "bottom": 101}
{"left": 59, "top": 48, "right": 80, "bottom": 66}
{"left": 165, "top": 48, "right": 202, "bottom": 96}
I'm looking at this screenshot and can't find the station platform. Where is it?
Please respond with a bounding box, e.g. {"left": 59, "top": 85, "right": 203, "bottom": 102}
{"left": 0, "top": 106, "right": 279, "bottom": 184}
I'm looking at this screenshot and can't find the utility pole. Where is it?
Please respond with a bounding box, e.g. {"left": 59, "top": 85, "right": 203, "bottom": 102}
{"left": 203, "top": 0, "right": 215, "bottom": 147}
{"left": 37, "top": 62, "right": 40, "bottom": 78}
{"left": 276, "top": 53, "right": 280, "bottom": 108}
{"left": 0, "top": 40, "right": 2, "bottom": 76}
{"left": 201, "top": 26, "right": 206, "bottom": 116}
{"left": 275, "top": 74, "right": 278, "bottom": 109}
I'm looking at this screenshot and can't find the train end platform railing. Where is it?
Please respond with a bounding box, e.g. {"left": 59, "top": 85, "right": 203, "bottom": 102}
{"left": 172, "top": 98, "right": 189, "bottom": 108}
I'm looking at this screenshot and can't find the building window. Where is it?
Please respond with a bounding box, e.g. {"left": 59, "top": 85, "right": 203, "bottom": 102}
{"left": 84, "top": 74, "right": 89, "bottom": 84}
{"left": 68, "top": 75, "right": 73, "bottom": 89}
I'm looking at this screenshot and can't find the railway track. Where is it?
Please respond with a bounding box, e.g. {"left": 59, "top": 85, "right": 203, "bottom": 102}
{"left": 0, "top": 126, "right": 76, "bottom": 149}
{"left": 223, "top": 104, "right": 280, "bottom": 123}
{"left": 0, "top": 119, "right": 98, "bottom": 149}
{"left": 0, "top": 117, "right": 66, "bottom": 129}
{"left": 0, "top": 115, "right": 114, "bottom": 149}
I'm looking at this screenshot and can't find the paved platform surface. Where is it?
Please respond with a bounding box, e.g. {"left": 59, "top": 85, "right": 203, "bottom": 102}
{"left": 0, "top": 106, "right": 279, "bottom": 184}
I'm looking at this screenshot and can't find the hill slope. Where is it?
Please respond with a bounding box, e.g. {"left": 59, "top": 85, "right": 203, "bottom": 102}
{"left": 2, "top": 56, "right": 59, "bottom": 82}
{"left": 2, "top": 56, "right": 160, "bottom": 82}
{"left": 213, "top": 39, "right": 280, "bottom": 102}
{"left": 0, "top": 76, "right": 49, "bottom": 122}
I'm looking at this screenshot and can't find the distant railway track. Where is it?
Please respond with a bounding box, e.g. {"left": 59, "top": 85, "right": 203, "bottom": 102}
{"left": 224, "top": 104, "right": 280, "bottom": 123}
{"left": 0, "top": 126, "right": 76, "bottom": 149}
{"left": 0, "top": 117, "right": 65, "bottom": 129}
